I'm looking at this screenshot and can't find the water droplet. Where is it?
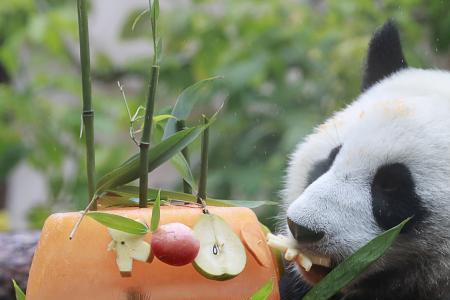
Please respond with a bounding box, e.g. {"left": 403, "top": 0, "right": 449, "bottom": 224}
{"left": 213, "top": 244, "right": 219, "bottom": 255}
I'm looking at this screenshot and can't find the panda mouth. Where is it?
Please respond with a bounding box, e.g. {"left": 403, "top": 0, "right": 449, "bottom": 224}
{"left": 299, "top": 263, "right": 334, "bottom": 284}
{"left": 266, "top": 233, "right": 335, "bottom": 283}
{"left": 295, "top": 249, "right": 336, "bottom": 284}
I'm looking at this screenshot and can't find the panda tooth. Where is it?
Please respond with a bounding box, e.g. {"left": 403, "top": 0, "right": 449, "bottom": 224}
{"left": 309, "top": 255, "right": 331, "bottom": 268}
{"left": 284, "top": 248, "right": 300, "bottom": 260}
{"left": 295, "top": 254, "right": 313, "bottom": 272}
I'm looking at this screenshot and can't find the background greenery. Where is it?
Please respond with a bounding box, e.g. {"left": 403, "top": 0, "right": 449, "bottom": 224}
{"left": 1, "top": 0, "right": 449, "bottom": 230}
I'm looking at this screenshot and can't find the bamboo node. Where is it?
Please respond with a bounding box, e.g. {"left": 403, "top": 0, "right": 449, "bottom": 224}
{"left": 82, "top": 110, "right": 94, "bottom": 117}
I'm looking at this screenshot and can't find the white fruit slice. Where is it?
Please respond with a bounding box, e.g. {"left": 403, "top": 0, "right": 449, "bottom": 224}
{"left": 111, "top": 240, "right": 133, "bottom": 273}
{"left": 193, "top": 214, "right": 246, "bottom": 280}
{"left": 129, "top": 239, "right": 151, "bottom": 262}
{"left": 266, "top": 233, "right": 330, "bottom": 271}
{"left": 107, "top": 227, "right": 152, "bottom": 275}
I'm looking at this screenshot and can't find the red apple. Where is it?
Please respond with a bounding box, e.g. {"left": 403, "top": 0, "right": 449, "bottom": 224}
{"left": 151, "top": 222, "right": 200, "bottom": 266}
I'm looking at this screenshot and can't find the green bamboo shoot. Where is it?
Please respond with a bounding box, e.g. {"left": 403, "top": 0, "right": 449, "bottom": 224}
{"left": 77, "top": 0, "right": 96, "bottom": 209}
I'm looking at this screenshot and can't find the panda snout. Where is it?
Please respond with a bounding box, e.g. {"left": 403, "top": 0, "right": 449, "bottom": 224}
{"left": 287, "top": 217, "right": 324, "bottom": 243}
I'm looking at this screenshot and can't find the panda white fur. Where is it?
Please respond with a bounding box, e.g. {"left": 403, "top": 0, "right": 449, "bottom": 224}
{"left": 279, "top": 21, "right": 450, "bottom": 300}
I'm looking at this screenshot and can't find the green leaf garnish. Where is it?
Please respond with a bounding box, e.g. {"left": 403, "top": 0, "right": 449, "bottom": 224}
{"left": 87, "top": 212, "right": 149, "bottom": 235}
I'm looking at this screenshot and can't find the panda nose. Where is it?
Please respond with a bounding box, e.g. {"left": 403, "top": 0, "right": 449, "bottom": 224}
{"left": 287, "top": 217, "right": 324, "bottom": 243}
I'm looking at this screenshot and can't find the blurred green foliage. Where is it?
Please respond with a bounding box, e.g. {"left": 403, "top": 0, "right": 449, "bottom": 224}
{"left": 1, "top": 0, "right": 449, "bottom": 229}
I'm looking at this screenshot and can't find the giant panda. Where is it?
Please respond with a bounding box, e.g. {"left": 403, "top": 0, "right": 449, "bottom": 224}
{"left": 279, "top": 20, "right": 450, "bottom": 300}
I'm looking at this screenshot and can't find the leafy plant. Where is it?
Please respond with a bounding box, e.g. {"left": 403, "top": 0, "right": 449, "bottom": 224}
{"left": 67, "top": 0, "right": 280, "bottom": 242}
{"left": 119, "top": 0, "right": 439, "bottom": 229}
{"left": 3, "top": 0, "right": 447, "bottom": 230}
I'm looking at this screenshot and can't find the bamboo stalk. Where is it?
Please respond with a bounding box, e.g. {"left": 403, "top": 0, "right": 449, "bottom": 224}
{"left": 197, "top": 116, "right": 209, "bottom": 204}
{"left": 139, "top": 0, "right": 160, "bottom": 208}
{"left": 77, "top": 0, "right": 96, "bottom": 209}
{"left": 139, "top": 65, "right": 160, "bottom": 208}
{"left": 176, "top": 120, "right": 192, "bottom": 194}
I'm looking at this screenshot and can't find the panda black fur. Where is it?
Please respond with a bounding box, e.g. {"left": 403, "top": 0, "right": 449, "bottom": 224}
{"left": 279, "top": 20, "right": 450, "bottom": 300}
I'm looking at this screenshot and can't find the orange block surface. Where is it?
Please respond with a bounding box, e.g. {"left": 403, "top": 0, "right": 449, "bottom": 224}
{"left": 27, "top": 206, "right": 280, "bottom": 300}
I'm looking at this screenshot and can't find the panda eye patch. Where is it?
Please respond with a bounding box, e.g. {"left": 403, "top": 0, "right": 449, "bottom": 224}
{"left": 371, "top": 163, "right": 427, "bottom": 232}
{"left": 306, "top": 145, "right": 342, "bottom": 187}
{"left": 375, "top": 172, "right": 402, "bottom": 192}
{"left": 372, "top": 163, "right": 412, "bottom": 194}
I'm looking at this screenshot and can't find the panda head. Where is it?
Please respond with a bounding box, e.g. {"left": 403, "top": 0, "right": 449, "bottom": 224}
{"left": 283, "top": 20, "right": 450, "bottom": 286}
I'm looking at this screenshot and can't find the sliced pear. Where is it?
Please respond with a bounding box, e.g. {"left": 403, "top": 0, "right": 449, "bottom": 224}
{"left": 107, "top": 227, "right": 152, "bottom": 276}
{"left": 193, "top": 214, "right": 246, "bottom": 280}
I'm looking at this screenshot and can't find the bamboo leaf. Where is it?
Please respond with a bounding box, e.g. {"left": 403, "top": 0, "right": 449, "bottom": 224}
{"left": 153, "top": 114, "right": 175, "bottom": 124}
{"left": 249, "top": 279, "right": 273, "bottom": 300}
{"left": 171, "top": 152, "right": 196, "bottom": 190}
{"left": 176, "top": 120, "right": 192, "bottom": 194}
{"left": 130, "top": 114, "right": 174, "bottom": 146}
{"left": 207, "top": 199, "right": 277, "bottom": 208}
{"left": 12, "top": 280, "right": 26, "bottom": 300}
{"left": 151, "top": 189, "right": 161, "bottom": 232}
{"left": 153, "top": 0, "right": 159, "bottom": 22}
{"left": 303, "top": 218, "right": 411, "bottom": 300}
{"left": 97, "top": 193, "right": 139, "bottom": 208}
{"left": 104, "top": 186, "right": 195, "bottom": 202}
{"left": 101, "top": 186, "right": 277, "bottom": 209}
{"left": 131, "top": 9, "right": 149, "bottom": 32}
{"left": 156, "top": 37, "right": 162, "bottom": 63}
{"left": 149, "top": 0, "right": 158, "bottom": 46}
{"left": 152, "top": 122, "right": 164, "bottom": 143}
{"left": 121, "top": 125, "right": 204, "bottom": 168}
{"left": 87, "top": 212, "right": 149, "bottom": 235}
{"left": 163, "top": 76, "right": 223, "bottom": 139}
{"left": 197, "top": 115, "right": 209, "bottom": 201}
{"left": 96, "top": 125, "right": 207, "bottom": 193}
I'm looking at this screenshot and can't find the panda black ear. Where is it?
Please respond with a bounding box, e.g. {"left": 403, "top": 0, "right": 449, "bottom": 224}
{"left": 361, "top": 20, "right": 408, "bottom": 91}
